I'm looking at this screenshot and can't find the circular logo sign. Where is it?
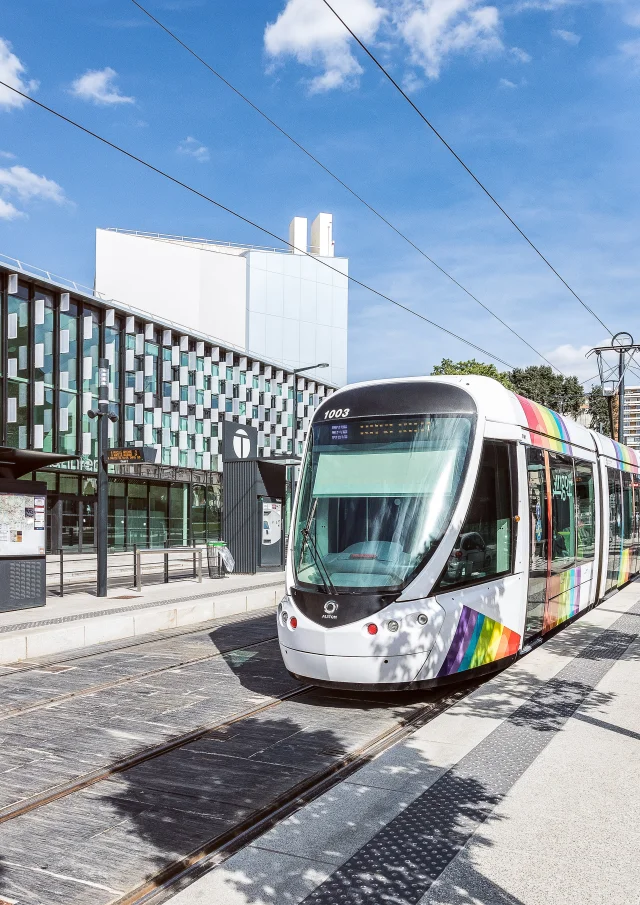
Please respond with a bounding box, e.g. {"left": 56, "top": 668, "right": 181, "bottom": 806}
{"left": 233, "top": 428, "right": 252, "bottom": 459}
{"left": 323, "top": 600, "right": 338, "bottom": 615}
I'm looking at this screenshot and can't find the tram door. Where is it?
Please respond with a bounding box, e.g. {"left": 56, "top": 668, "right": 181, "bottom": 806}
{"left": 524, "top": 448, "right": 548, "bottom": 641}
{"left": 605, "top": 468, "right": 622, "bottom": 593}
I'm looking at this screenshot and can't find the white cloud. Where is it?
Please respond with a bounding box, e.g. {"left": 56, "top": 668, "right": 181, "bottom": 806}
{"left": 264, "top": 0, "right": 385, "bottom": 93}
{"left": 397, "top": 1, "right": 503, "bottom": 80}
{"left": 0, "top": 150, "right": 16, "bottom": 159}
{"left": 0, "top": 164, "right": 66, "bottom": 218}
{"left": 177, "top": 136, "right": 210, "bottom": 163}
{"left": 544, "top": 342, "right": 601, "bottom": 383}
{"left": 553, "top": 28, "right": 580, "bottom": 45}
{"left": 70, "top": 67, "right": 134, "bottom": 105}
{"left": 0, "top": 165, "right": 66, "bottom": 203}
{"left": 509, "top": 45, "right": 531, "bottom": 62}
{"left": 499, "top": 77, "right": 517, "bottom": 87}
{"left": 0, "top": 37, "right": 38, "bottom": 110}
{"left": 265, "top": 0, "right": 508, "bottom": 90}
{"left": 620, "top": 38, "right": 640, "bottom": 70}
{"left": 0, "top": 197, "right": 23, "bottom": 220}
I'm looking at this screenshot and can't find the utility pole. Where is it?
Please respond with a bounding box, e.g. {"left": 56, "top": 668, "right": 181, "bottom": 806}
{"left": 587, "top": 332, "right": 636, "bottom": 444}
{"left": 618, "top": 347, "right": 625, "bottom": 444}
{"left": 88, "top": 359, "right": 118, "bottom": 598}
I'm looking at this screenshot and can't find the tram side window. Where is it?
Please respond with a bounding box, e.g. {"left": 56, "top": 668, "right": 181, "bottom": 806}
{"left": 575, "top": 462, "right": 596, "bottom": 562}
{"left": 622, "top": 472, "right": 634, "bottom": 556}
{"left": 437, "top": 440, "right": 513, "bottom": 590}
{"left": 549, "top": 454, "right": 576, "bottom": 573}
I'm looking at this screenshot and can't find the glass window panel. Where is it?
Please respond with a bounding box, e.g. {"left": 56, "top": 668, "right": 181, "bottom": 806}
{"left": 105, "top": 322, "right": 121, "bottom": 400}
{"left": 59, "top": 475, "right": 79, "bottom": 495}
{"left": 8, "top": 293, "right": 29, "bottom": 381}
{"left": 83, "top": 396, "right": 99, "bottom": 460}
{"left": 82, "top": 307, "right": 99, "bottom": 394}
{"left": 108, "top": 479, "right": 126, "bottom": 550}
{"left": 606, "top": 468, "right": 622, "bottom": 592}
{"left": 127, "top": 481, "right": 148, "bottom": 548}
{"left": 192, "top": 484, "right": 206, "bottom": 544}
{"left": 59, "top": 302, "right": 78, "bottom": 392}
{"left": 549, "top": 454, "right": 576, "bottom": 574}
{"left": 34, "top": 291, "right": 54, "bottom": 386}
{"left": 33, "top": 386, "right": 54, "bottom": 451}
{"left": 575, "top": 462, "right": 596, "bottom": 562}
{"left": 35, "top": 470, "right": 57, "bottom": 492}
{"left": 149, "top": 483, "right": 168, "bottom": 547}
{"left": 437, "top": 441, "right": 513, "bottom": 590}
{"left": 169, "top": 483, "right": 188, "bottom": 546}
{"left": 6, "top": 378, "right": 29, "bottom": 449}
{"left": 58, "top": 391, "right": 78, "bottom": 455}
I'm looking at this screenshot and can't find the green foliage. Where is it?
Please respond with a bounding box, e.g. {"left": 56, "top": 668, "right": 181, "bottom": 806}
{"left": 431, "top": 360, "right": 587, "bottom": 419}
{"left": 508, "top": 366, "right": 584, "bottom": 417}
{"left": 431, "top": 358, "right": 514, "bottom": 390}
{"left": 586, "top": 385, "right": 612, "bottom": 437}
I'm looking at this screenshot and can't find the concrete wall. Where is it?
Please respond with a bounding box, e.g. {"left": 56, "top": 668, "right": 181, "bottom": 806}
{"left": 95, "top": 230, "right": 247, "bottom": 348}
{"left": 245, "top": 250, "right": 348, "bottom": 388}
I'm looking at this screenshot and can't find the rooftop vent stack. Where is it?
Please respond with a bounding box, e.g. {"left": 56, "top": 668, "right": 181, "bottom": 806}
{"left": 289, "top": 217, "right": 307, "bottom": 254}
{"left": 311, "top": 213, "right": 334, "bottom": 257}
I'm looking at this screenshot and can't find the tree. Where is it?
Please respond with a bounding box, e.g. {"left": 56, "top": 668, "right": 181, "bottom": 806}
{"left": 586, "top": 385, "right": 612, "bottom": 437}
{"left": 508, "top": 366, "right": 584, "bottom": 417}
{"left": 431, "top": 358, "right": 514, "bottom": 390}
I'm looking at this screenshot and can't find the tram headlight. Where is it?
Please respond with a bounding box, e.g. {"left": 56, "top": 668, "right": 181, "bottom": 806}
{"left": 417, "top": 613, "right": 429, "bottom": 625}
{"left": 281, "top": 611, "right": 289, "bottom": 625}
{"left": 387, "top": 620, "right": 399, "bottom": 633}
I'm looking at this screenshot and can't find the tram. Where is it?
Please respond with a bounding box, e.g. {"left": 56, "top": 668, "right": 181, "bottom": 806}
{"left": 277, "top": 376, "right": 639, "bottom": 689}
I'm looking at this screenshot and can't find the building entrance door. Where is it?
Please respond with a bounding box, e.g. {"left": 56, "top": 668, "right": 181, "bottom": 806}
{"left": 49, "top": 495, "right": 96, "bottom": 552}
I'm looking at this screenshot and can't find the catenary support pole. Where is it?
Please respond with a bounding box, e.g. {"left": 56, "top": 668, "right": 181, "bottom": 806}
{"left": 618, "top": 350, "right": 625, "bottom": 444}
{"left": 97, "top": 358, "right": 110, "bottom": 598}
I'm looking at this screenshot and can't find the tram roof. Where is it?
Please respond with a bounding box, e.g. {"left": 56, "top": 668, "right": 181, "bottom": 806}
{"left": 319, "top": 375, "right": 640, "bottom": 470}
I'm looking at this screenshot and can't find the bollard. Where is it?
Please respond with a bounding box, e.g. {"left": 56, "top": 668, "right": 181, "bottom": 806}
{"left": 60, "top": 548, "right": 64, "bottom": 598}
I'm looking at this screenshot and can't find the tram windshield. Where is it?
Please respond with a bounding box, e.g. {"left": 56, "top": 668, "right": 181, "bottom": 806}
{"left": 293, "top": 414, "right": 474, "bottom": 593}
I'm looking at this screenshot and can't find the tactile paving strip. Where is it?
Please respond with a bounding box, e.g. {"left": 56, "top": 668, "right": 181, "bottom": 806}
{"left": 303, "top": 604, "right": 640, "bottom": 905}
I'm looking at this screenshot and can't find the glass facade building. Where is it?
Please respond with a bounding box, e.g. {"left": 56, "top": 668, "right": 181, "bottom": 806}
{"left": 0, "top": 257, "right": 335, "bottom": 552}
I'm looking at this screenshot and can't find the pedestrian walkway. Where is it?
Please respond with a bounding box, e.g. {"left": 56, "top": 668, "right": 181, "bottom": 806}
{"left": 0, "top": 570, "right": 284, "bottom": 665}
{"left": 169, "top": 581, "right": 640, "bottom": 905}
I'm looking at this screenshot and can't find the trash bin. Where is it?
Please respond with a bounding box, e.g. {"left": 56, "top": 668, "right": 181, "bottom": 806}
{"left": 207, "top": 541, "right": 235, "bottom": 578}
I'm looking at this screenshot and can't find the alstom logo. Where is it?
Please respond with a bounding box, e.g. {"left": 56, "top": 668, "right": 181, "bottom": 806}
{"left": 232, "top": 429, "right": 252, "bottom": 459}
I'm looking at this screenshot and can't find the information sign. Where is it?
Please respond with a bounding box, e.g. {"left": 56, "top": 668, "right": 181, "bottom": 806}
{"left": 0, "top": 493, "right": 46, "bottom": 557}
{"left": 105, "top": 447, "right": 157, "bottom": 465}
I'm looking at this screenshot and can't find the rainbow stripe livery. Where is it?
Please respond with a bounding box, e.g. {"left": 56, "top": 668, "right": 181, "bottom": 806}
{"left": 618, "top": 547, "right": 632, "bottom": 585}
{"left": 544, "top": 567, "right": 584, "bottom": 631}
{"left": 516, "top": 395, "right": 573, "bottom": 454}
{"left": 438, "top": 607, "right": 521, "bottom": 677}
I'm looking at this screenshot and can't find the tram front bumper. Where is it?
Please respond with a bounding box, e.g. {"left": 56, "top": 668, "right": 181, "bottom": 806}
{"left": 279, "top": 645, "right": 430, "bottom": 686}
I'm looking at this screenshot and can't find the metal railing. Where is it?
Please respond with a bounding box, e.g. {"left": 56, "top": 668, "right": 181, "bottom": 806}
{"left": 134, "top": 547, "right": 203, "bottom": 592}
{"left": 46, "top": 543, "right": 208, "bottom": 597}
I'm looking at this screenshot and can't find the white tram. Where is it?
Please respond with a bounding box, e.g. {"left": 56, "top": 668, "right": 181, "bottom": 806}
{"left": 277, "top": 376, "right": 640, "bottom": 689}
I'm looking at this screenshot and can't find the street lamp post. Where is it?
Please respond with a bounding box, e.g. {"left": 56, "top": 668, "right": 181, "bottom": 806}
{"left": 292, "top": 362, "right": 329, "bottom": 376}
{"left": 87, "top": 358, "right": 118, "bottom": 598}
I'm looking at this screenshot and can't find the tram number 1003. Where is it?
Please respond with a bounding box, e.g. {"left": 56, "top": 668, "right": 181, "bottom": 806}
{"left": 324, "top": 408, "right": 350, "bottom": 419}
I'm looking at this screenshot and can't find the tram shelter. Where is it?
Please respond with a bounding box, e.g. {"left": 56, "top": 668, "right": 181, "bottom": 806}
{"left": 0, "top": 447, "right": 75, "bottom": 611}
{"left": 222, "top": 423, "right": 299, "bottom": 574}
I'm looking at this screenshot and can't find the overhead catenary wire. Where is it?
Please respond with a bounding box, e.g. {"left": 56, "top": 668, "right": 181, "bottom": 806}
{"left": 319, "top": 0, "right": 613, "bottom": 338}
{"left": 129, "top": 0, "right": 565, "bottom": 377}
{"left": 0, "top": 80, "right": 517, "bottom": 371}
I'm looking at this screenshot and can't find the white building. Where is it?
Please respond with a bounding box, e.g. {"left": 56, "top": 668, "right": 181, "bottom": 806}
{"left": 623, "top": 385, "right": 640, "bottom": 448}
{"left": 95, "top": 213, "right": 348, "bottom": 388}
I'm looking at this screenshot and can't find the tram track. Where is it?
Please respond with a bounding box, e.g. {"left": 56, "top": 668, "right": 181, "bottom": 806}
{"left": 0, "top": 681, "right": 314, "bottom": 825}
{"left": 110, "top": 683, "right": 473, "bottom": 905}
{"left": 0, "top": 633, "right": 280, "bottom": 722}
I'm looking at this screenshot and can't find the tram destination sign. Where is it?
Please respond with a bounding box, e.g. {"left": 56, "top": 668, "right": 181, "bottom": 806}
{"left": 104, "top": 447, "right": 157, "bottom": 465}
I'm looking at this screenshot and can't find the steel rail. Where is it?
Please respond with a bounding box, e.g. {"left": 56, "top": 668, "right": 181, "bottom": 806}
{"left": 0, "top": 635, "right": 280, "bottom": 722}
{"left": 0, "top": 682, "right": 313, "bottom": 826}
{"left": 110, "top": 685, "right": 473, "bottom": 905}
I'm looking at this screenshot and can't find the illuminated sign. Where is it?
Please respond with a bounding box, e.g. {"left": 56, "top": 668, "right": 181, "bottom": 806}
{"left": 104, "top": 447, "right": 157, "bottom": 465}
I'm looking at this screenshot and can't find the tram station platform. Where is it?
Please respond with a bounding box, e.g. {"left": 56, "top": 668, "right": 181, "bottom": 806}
{"left": 171, "top": 581, "right": 640, "bottom": 905}
{"left": 0, "top": 570, "right": 284, "bottom": 665}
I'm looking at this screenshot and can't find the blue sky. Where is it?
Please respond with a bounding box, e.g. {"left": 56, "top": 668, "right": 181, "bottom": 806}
{"left": 0, "top": 0, "right": 639, "bottom": 385}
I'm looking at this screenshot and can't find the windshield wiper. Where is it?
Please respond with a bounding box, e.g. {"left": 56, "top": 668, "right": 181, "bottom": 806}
{"left": 303, "top": 527, "right": 338, "bottom": 597}
{"left": 297, "top": 498, "right": 337, "bottom": 596}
